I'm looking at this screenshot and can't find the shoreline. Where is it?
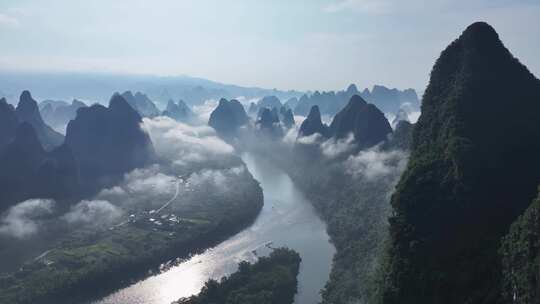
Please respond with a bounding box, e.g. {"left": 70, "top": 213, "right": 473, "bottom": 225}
{"left": 0, "top": 167, "right": 264, "bottom": 304}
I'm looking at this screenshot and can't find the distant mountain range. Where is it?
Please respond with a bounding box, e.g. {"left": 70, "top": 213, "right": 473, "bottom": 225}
{"left": 40, "top": 99, "right": 87, "bottom": 133}
{"left": 0, "top": 72, "right": 303, "bottom": 108}
{"left": 121, "top": 91, "right": 161, "bottom": 117}
{"left": 163, "top": 99, "right": 194, "bottom": 122}
{"left": 0, "top": 72, "right": 418, "bottom": 118}
{"left": 207, "top": 91, "right": 411, "bottom": 155}
{"left": 294, "top": 84, "right": 419, "bottom": 117}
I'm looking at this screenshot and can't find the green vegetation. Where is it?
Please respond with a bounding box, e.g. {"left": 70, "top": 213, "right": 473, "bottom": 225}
{"left": 248, "top": 100, "right": 410, "bottom": 303}
{"left": 174, "top": 248, "right": 301, "bottom": 304}
{"left": 0, "top": 163, "right": 263, "bottom": 304}
{"left": 500, "top": 187, "right": 540, "bottom": 303}
{"left": 280, "top": 145, "right": 406, "bottom": 304}
{"left": 379, "top": 22, "right": 540, "bottom": 303}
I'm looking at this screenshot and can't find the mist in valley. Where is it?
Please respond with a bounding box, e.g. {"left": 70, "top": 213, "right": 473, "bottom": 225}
{"left": 2, "top": 2, "right": 539, "bottom": 304}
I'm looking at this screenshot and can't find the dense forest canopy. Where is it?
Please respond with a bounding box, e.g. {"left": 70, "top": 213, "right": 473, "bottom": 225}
{"left": 379, "top": 22, "right": 540, "bottom": 304}
{"left": 174, "top": 248, "right": 301, "bottom": 304}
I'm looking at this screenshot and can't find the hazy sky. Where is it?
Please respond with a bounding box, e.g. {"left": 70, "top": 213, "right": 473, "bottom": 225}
{"left": 0, "top": 0, "right": 539, "bottom": 92}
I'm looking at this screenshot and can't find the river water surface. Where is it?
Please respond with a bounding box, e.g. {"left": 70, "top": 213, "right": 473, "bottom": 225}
{"left": 95, "top": 152, "right": 335, "bottom": 304}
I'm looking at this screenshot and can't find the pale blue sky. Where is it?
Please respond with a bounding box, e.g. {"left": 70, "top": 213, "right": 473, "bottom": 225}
{"left": 0, "top": 0, "right": 539, "bottom": 92}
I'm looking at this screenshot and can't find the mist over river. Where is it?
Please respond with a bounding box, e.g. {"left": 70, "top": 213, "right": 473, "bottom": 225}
{"left": 94, "top": 152, "right": 336, "bottom": 304}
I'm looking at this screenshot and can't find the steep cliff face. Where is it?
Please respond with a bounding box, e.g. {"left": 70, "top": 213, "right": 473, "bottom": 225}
{"left": 385, "top": 120, "right": 413, "bottom": 151}
{"left": 257, "top": 108, "right": 279, "bottom": 130}
{"left": 329, "top": 95, "right": 392, "bottom": 149}
{"left": 298, "top": 105, "right": 328, "bottom": 138}
{"left": 0, "top": 123, "right": 79, "bottom": 212}
{"left": 380, "top": 22, "right": 540, "bottom": 304}
{"left": 0, "top": 98, "right": 19, "bottom": 151}
{"left": 208, "top": 98, "right": 249, "bottom": 136}
{"left": 0, "top": 93, "right": 156, "bottom": 211}
{"left": 65, "top": 93, "right": 155, "bottom": 189}
{"left": 500, "top": 189, "right": 540, "bottom": 304}
{"left": 15, "top": 91, "right": 64, "bottom": 150}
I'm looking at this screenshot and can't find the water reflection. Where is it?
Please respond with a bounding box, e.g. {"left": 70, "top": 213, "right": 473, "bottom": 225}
{"left": 95, "top": 152, "right": 335, "bottom": 304}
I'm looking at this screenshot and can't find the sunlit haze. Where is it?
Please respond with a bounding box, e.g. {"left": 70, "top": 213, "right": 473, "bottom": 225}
{"left": 1, "top": 0, "right": 539, "bottom": 91}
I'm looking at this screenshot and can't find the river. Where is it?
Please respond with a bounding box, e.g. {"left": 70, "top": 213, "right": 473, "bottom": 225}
{"left": 94, "top": 152, "right": 335, "bottom": 304}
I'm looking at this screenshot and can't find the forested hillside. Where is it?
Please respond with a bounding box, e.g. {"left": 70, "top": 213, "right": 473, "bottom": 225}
{"left": 379, "top": 22, "right": 540, "bottom": 304}
{"left": 174, "top": 248, "right": 301, "bottom": 304}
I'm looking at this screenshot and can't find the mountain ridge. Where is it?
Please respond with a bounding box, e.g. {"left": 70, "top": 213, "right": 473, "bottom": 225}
{"left": 15, "top": 91, "right": 64, "bottom": 149}
{"left": 380, "top": 21, "right": 540, "bottom": 304}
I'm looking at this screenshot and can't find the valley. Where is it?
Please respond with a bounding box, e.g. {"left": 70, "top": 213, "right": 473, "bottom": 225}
{"left": 1, "top": 4, "right": 540, "bottom": 303}
{"left": 0, "top": 155, "right": 263, "bottom": 304}
{"left": 93, "top": 152, "right": 335, "bottom": 304}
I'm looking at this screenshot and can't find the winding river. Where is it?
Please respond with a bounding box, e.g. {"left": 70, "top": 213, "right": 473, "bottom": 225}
{"left": 95, "top": 152, "right": 335, "bottom": 304}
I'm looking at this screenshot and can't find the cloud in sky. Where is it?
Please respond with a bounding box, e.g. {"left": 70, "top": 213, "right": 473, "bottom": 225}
{"left": 0, "top": 1, "right": 538, "bottom": 92}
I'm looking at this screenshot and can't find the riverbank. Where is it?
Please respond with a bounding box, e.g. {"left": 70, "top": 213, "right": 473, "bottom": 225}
{"left": 174, "top": 248, "right": 301, "bottom": 304}
{"left": 0, "top": 162, "right": 263, "bottom": 304}
{"left": 91, "top": 152, "right": 335, "bottom": 304}
{"left": 284, "top": 146, "right": 406, "bottom": 304}
{"left": 243, "top": 139, "right": 406, "bottom": 303}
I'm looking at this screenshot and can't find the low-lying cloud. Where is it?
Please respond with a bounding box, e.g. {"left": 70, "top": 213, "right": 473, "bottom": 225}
{"left": 89, "top": 116, "right": 246, "bottom": 214}
{"left": 96, "top": 165, "right": 176, "bottom": 210}
{"left": 143, "top": 116, "right": 234, "bottom": 167}
{"left": 124, "top": 165, "right": 176, "bottom": 195}
{"left": 0, "top": 111, "right": 249, "bottom": 241}
{"left": 95, "top": 162, "right": 246, "bottom": 212}
{"left": 63, "top": 200, "right": 123, "bottom": 227}
{"left": 188, "top": 165, "right": 246, "bottom": 191}
{"left": 191, "top": 99, "right": 219, "bottom": 124}
{"left": 0, "top": 199, "right": 55, "bottom": 239}
{"left": 321, "top": 133, "right": 356, "bottom": 158}
{"left": 282, "top": 115, "right": 306, "bottom": 145}
{"left": 296, "top": 133, "right": 323, "bottom": 145}
{"left": 345, "top": 147, "right": 408, "bottom": 181}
